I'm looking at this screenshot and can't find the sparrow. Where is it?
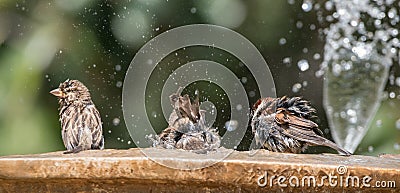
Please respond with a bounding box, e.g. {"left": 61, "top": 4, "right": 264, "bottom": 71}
{"left": 251, "top": 96, "right": 351, "bottom": 155}
{"left": 149, "top": 88, "right": 221, "bottom": 153}
{"left": 50, "top": 79, "right": 104, "bottom": 154}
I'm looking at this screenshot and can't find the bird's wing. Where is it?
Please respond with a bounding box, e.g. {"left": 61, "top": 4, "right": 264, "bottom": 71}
{"left": 178, "top": 94, "right": 192, "bottom": 117}
{"left": 275, "top": 108, "right": 323, "bottom": 134}
{"left": 179, "top": 94, "right": 200, "bottom": 123}
{"left": 85, "top": 105, "right": 104, "bottom": 149}
{"left": 190, "top": 95, "right": 200, "bottom": 121}
{"left": 61, "top": 107, "right": 80, "bottom": 151}
{"left": 275, "top": 108, "right": 324, "bottom": 143}
{"left": 77, "top": 126, "right": 93, "bottom": 150}
{"left": 170, "top": 93, "right": 201, "bottom": 124}
{"left": 276, "top": 109, "right": 351, "bottom": 155}
{"left": 275, "top": 108, "right": 317, "bottom": 128}
{"left": 168, "top": 94, "right": 191, "bottom": 126}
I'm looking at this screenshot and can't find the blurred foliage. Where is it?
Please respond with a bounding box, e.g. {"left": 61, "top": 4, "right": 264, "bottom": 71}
{"left": 0, "top": 0, "right": 398, "bottom": 156}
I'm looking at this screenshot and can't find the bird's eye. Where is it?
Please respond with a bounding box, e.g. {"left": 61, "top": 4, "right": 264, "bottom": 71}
{"left": 66, "top": 86, "right": 75, "bottom": 92}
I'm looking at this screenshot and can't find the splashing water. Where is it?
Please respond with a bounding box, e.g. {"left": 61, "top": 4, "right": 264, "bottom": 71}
{"left": 321, "top": 0, "right": 399, "bottom": 153}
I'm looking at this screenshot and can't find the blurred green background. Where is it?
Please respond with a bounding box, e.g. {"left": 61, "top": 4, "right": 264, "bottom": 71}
{"left": 0, "top": 0, "right": 398, "bottom": 156}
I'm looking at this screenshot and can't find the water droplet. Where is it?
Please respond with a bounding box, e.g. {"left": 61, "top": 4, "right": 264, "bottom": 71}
{"left": 279, "top": 38, "right": 287, "bottom": 45}
{"left": 115, "top": 65, "right": 121, "bottom": 71}
{"left": 388, "top": 8, "right": 396, "bottom": 18}
{"left": 394, "top": 143, "right": 400, "bottom": 150}
{"left": 113, "top": 118, "right": 120, "bottom": 126}
{"left": 349, "top": 117, "right": 357, "bottom": 124}
{"left": 108, "top": 130, "right": 112, "bottom": 134}
{"left": 225, "top": 120, "right": 239, "bottom": 132}
{"left": 376, "top": 119, "right": 382, "bottom": 127}
{"left": 116, "top": 81, "right": 123, "bottom": 88}
{"left": 283, "top": 57, "right": 291, "bottom": 65}
{"left": 351, "top": 45, "right": 371, "bottom": 59}
{"left": 313, "top": 53, "right": 321, "bottom": 60}
{"left": 395, "top": 119, "right": 400, "bottom": 130}
{"left": 292, "top": 83, "right": 302, "bottom": 93}
{"left": 374, "top": 19, "right": 382, "bottom": 27}
{"left": 248, "top": 91, "right": 256, "bottom": 98}
{"left": 332, "top": 63, "right": 342, "bottom": 76}
{"left": 190, "top": 7, "right": 197, "bottom": 14}
{"left": 241, "top": 77, "right": 247, "bottom": 84}
{"left": 346, "top": 109, "right": 356, "bottom": 117}
{"left": 367, "top": 146, "right": 374, "bottom": 152}
{"left": 301, "top": 0, "right": 313, "bottom": 12}
{"left": 236, "top": 104, "right": 242, "bottom": 111}
{"left": 296, "top": 21, "right": 303, "bottom": 29}
{"left": 389, "top": 92, "right": 396, "bottom": 99}
{"left": 315, "top": 70, "right": 324, "bottom": 77}
{"left": 340, "top": 111, "right": 347, "bottom": 118}
{"left": 297, "top": 59, "right": 309, "bottom": 71}
{"left": 350, "top": 20, "right": 358, "bottom": 27}
{"left": 325, "top": 1, "right": 333, "bottom": 10}
{"left": 128, "top": 141, "right": 132, "bottom": 145}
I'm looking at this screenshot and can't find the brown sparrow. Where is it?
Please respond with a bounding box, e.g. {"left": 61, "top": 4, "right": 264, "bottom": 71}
{"left": 50, "top": 79, "right": 104, "bottom": 154}
{"left": 251, "top": 96, "right": 351, "bottom": 155}
{"left": 150, "top": 88, "right": 220, "bottom": 153}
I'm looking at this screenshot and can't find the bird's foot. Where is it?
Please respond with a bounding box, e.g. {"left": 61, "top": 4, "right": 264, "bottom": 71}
{"left": 63, "top": 146, "right": 83, "bottom": 154}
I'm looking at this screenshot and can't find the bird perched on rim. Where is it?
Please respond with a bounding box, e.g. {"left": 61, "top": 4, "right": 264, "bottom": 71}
{"left": 50, "top": 79, "right": 104, "bottom": 154}
{"left": 149, "top": 88, "right": 221, "bottom": 153}
{"left": 251, "top": 96, "right": 351, "bottom": 156}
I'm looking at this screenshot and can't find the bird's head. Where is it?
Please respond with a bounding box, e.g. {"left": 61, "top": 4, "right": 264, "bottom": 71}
{"left": 50, "top": 79, "right": 91, "bottom": 105}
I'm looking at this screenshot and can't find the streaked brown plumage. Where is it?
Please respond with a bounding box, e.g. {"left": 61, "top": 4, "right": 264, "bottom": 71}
{"left": 50, "top": 79, "right": 104, "bottom": 154}
{"left": 251, "top": 96, "right": 351, "bottom": 156}
{"left": 150, "top": 88, "right": 220, "bottom": 153}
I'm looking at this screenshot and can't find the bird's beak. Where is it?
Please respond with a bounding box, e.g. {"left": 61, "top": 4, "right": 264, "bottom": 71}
{"left": 50, "top": 88, "right": 64, "bottom": 98}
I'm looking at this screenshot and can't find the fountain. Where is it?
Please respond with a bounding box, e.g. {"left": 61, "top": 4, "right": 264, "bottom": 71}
{"left": 321, "top": 0, "right": 399, "bottom": 153}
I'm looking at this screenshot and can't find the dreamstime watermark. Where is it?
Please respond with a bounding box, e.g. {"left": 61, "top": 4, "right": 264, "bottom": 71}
{"left": 257, "top": 165, "right": 396, "bottom": 188}
{"left": 122, "top": 24, "right": 276, "bottom": 170}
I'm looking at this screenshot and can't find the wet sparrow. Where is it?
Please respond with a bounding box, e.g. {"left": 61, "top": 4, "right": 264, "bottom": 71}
{"left": 150, "top": 88, "right": 220, "bottom": 153}
{"left": 251, "top": 96, "right": 351, "bottom": 155}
